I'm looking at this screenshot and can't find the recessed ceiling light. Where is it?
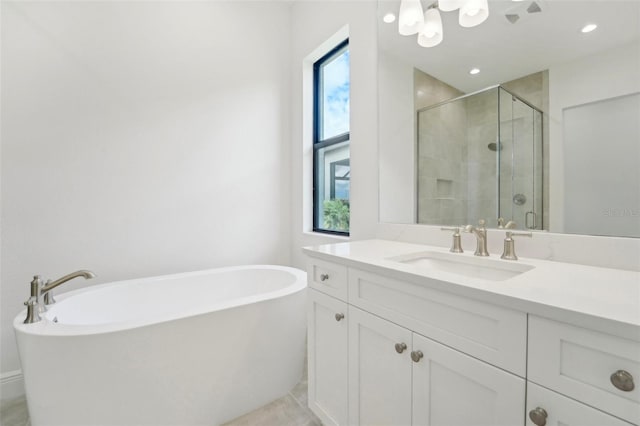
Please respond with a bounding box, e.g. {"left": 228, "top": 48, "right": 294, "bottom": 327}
{"left": 581, "top": 23, "right": 598, "bottom": 33}
{"left": 469, "top": 68, "right": 480, "bottom": 75}
{"left": 383, "top": 13, "right": 396, "bottom": 23}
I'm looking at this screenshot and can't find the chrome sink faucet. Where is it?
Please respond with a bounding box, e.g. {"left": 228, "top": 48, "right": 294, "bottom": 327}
{"left": 464, "top": 219, "right": 489, "bottom": 256}
{"left": 23, "top": 270, "right": 96, "bottom": 324}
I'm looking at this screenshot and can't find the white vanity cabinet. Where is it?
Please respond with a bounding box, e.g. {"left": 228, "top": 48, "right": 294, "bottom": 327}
{"left": 348, "top": 306, "right": 525, "bottom": 426}
{"left": 348, "top": 306, "right": 413, "bottom": 425}
{"left": 526, "top": 382, "right": 633, "bottom": 426}
{"left": 308, "top": 289, "right": 349, "bottom": 426}
{"left": 306, "top": 258, "right": 527, "bottom": 425}
{"left": 304, "top": 240, "right": 640, "bottom": 426}
{"left": 528, "top": 316, "right": 639, "bottom": 425}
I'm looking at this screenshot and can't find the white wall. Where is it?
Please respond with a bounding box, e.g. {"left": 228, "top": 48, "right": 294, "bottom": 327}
{"left": 548, "top": 41, "right": 640, "bottom": 233}
{"left": 289, "top": 0, "right": 378, "bottom": 268}
{"left": 378, "top": 51, "right": 415, "bottom": 223}
{"left": 1, "top": 0, "right": 292, "bottom": 388}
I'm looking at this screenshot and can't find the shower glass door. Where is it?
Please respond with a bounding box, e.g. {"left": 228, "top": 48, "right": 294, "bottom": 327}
{"left": 498, "top": 88, "right": 543, "bottom": 230}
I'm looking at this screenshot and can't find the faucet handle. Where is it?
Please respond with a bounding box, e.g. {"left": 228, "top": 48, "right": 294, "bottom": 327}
{"left": 441, "top": 227, "right": 463, "bottom": 253}
{"left": 30, "top": 275, "right": 43, "bottom": 298}
{"left": 23, "top": 296, "right": 41, "bottom": 324}
{"left": 501, "top": 231, "right": 532, "bottom": 261}
{"left": 478, "top": 219, "right": 486, "bottom": 229}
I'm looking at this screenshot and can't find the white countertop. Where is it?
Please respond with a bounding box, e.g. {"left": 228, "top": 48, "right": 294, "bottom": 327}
{"left": 303, "top": 239, "right": 640, "bottom": 337}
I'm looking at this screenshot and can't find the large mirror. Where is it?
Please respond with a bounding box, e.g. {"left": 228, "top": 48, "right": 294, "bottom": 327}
{"left": 378, "top": 0, "right": 640, "bottom": 237}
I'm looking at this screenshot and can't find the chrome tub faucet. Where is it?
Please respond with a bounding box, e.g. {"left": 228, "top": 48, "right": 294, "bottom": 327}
{"left": 23, "top": 270, "right": 96, "bottom": 324}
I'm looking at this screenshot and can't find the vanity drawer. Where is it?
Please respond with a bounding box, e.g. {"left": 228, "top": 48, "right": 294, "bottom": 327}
{"left": 528, "top": 315, "right": 640, "bottom": 424}
{"left": 307, "top": 259, "right": 348, "bottom": 301}
{"left": 348, "top": 268, "right": 527, "bottom": 376}
{"left": 526, "top": 382, "right": 634, "bottom": 426}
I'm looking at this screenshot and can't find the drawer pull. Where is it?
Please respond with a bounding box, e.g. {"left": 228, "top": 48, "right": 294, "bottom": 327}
{"left": 395, "top": 343, "right": 407, "bottom": 354}
{"left": 320, "top": 273, "right": 329, "bottom": 281}
{"left": 528, "top": 407, "right": 548, "bottom": 426}
{"left": 610, "top": 370, "right": 635, "bottom": 392}
{"left": 335, "top": 313, "right": 345, "bottom": 322}
{"left": 411, "top": 350, "right": 424, "bottom": 362}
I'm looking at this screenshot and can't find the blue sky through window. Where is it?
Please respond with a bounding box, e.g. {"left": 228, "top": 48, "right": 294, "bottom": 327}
{"left": 321, "top": 49, "right": 350, "bottom": 139}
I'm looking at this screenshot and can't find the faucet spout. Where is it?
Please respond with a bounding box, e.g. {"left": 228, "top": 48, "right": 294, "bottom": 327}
{"left": 23, "top": 270, "right": 95, "bottom": 324}
{"left": 464, "top": 220, "right": 489, "bottom": 256}
{"left": 41, "top": 270, "right": 96, "bottom": 294}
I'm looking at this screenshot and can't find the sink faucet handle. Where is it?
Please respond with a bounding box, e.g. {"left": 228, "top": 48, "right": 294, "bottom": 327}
{"left": 501, "top": 231, "right": 532, "bottom": 261}
{"left": 440, "top": 227, "right": 463, "bottom": 253}
{"left": 477, "top": 219, "right": 486, "bottom": 229}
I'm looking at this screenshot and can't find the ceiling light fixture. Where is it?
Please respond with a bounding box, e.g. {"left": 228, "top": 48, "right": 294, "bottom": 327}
{"left": 581, "top": 23, "right": 598, "bottom": 33}
{"left": 418, "top": 5, "right": 444, "bottom": 47}
{"left": 383, "top": 13, "right": 397, "bottom": 23}
{"left": 469, "top": 68, "right": 480, "bottom": 75}
{"left": 459, "top": 0, "right": 490, "bottom": 28}
{"left": 438, "top": 0, "right": 462, "bottom": 12}
{"left": 399, "top": 0, "right": 490, "bottom": 48}
{"left": 398, "top": 0, "right": 425, "bottom": 35}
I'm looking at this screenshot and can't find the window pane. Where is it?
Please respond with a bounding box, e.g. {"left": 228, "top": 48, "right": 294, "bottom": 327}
{"left": 315, "top": 141, "right": 350, "bottom": 233}
{"left": 319, "top": 48, "right": 350, "bottom": 140}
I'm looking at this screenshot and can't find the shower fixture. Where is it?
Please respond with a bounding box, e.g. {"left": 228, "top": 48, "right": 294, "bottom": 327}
{"left": 488, "top": 142, "right": 503, "bottom": 152}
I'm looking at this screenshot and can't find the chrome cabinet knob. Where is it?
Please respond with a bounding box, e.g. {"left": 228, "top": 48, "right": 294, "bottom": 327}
{"left": 395, "top": 343, "right": 407, "bottom": 354}
{"left": 611, "top": 370, "right": 635, "bottom": 392}
{"left": 528, "top": 407, "right": 547, "bottom": 426}
{"left": 335, "top": 313, "right": 345, "bottom": 322}
{"left": 320, "top": 273, "right": 329, "bottom": 281}
{"left": 411, "top": 350, "right": 424, "bottom": 362}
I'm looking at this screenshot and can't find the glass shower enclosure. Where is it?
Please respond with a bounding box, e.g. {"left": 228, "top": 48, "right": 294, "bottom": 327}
{"left": 417, "top": 85, "right": 543, "bottom": 230}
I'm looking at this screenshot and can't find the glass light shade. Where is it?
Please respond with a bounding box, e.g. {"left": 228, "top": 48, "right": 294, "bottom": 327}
{"left": 438, "top": 0, "right": 462, "bottom": 12}
{"left": 459, "top": 0, "right": 489, "bottom": 28}
{"left": 398, "top": 0, "right": 425, "bottom": 35}
{"left": 417, "top": 8, "right": 443, "bottom": 47}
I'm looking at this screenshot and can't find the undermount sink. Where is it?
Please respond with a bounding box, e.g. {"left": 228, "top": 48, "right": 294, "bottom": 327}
{"left": 388, "top": 251, "right": 535, "bottom": 282}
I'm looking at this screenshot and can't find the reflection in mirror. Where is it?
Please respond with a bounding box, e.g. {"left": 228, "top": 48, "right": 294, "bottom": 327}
{"left": 378, "top": 0, "right": 640, "bottom": 237}
{"left": 416, "top": 84, "right": 544, "bottom": 230}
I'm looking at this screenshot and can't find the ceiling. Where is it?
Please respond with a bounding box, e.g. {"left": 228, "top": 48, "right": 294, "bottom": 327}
{"left": 378, "top": 0, "right": 640, "bottom": 92}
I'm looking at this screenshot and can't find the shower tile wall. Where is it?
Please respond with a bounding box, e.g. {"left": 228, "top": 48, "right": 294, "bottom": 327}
{"left": 415, "top": 70, "right": 466, "bottom": 225}
{"left": 465, "top": 89, "right": 499, "bottom": 226}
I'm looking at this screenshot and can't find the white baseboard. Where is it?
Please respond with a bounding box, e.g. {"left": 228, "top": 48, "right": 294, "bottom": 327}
{"left": 1, "top": 370, "right": 25, "bottom": 401}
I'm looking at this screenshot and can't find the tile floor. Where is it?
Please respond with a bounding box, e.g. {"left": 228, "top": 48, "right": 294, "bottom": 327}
{"left": 0, "top": 374, "right": 320, "bottom": 426}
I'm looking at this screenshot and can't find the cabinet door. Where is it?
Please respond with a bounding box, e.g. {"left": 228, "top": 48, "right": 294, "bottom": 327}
{"left": 349, "top": 306, "right": 413, "bottom": 426}
{"left": 308, "top": 289, "right": 348, "bottom": 426}
{"left": 526, "top": 382, "right": 634, "bottom": 426}
{"left": 528, "top": 315, "right": 640, "bottom": 424}
{"left": 412, "top": 333, "right": 525, "bottom": 426}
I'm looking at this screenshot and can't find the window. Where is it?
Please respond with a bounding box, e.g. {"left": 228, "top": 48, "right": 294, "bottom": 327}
{"left": 313, "top": 39, "right": 350, "bottom": 235}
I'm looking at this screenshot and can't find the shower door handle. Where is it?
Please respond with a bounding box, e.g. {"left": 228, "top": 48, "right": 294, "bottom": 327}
{"left": 526, "top": 211, "right": 537, "bottom": 229}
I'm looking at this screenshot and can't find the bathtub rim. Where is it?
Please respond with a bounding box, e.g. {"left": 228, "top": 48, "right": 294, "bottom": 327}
{"left": 13, "top": 264, "right": 306, "bottom": 337}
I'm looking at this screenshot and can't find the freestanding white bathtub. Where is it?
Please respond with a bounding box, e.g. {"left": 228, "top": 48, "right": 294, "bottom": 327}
{"left": 13, "top": 265, "right": 307, "bottom": 426}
